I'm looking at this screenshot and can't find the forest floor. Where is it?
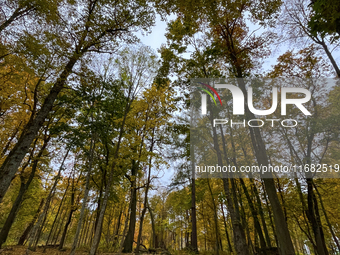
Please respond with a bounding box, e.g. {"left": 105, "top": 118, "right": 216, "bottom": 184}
{"left": 0, "top": 246, "right": 145, "bottom": 255}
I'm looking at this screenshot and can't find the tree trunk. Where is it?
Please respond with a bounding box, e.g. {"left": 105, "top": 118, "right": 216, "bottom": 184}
{"left": 252, "top": 179, "right": 272, "bottom": 248}
{"left": 262, "top": 181, "right": 278, "bottom": 248}
{"left": 0, "top": 181, "right": 25, "bottom": 248}
{"left": 18, "top": 198, "right": 45, "bottom": 245}
{"left": 136, "top": 134, "right": 154, "bottom": 253}
{"left": 148, "top": 202, "right": 156, "bottom": 249}
{"left": 319, "top": 40, "right": 340, "bottom": 77}
{"left": 135, "top": 195, "right": 147, "bottom": 253}
{"left": 59, "top": 189, "right": 76, "bottom": 250}
{"left": 89, "top": 82, "right": 134, "bottom": 255}
{"left": 0, "top": 55, "right": 80, "bottom": 203}
{"left": 43, "top": 174, "right": 71, "bottom": 252}
{"left": 191, "top": 145, "right": 198, "bottom": 253}
{"left": 313, "top": 182, "right": 340, "bottom": 251}
{"left": 84, "top": 212, "right": 94, "bottom": 247}
{"left": 69, "top": 133, "right": 95, "bottom": 255}
{"left": 122, "top": 161, "right": 138, "bottom": 253}
{"left": 239, "top": 178, "right": 267, "bottom": 250}
{"left": 94, "top": 177, "right": 104, "bottom": 232}
{"left": 306, "top": 178, "right": 329, "bottom": 255}
{"left": 207, "top": 179, "right": 221, "bottom": 255}
{"left": 0, "top": 134, "right": 49, "bottom": 248}
{"left": 222, "top": 178, "right": 249, "bottom": 255}
{"left": 220, "top": 203, "right": 233, "bottom": 253}
{"left": 28, "top": 147, "right": 70, "bottom": 251}
{"left": 215, "top": 118, "right": 249, "bottom": 255}
{"left": 112, "top": 208, "right": 123, "bottom": 248}
{"left": 235, "top": 76, "right": 295, "bottom": 255}
{"left": 79, "top": 211, "right": 90, "bottom": 247}
{"left": 52, "top": 207, "right": 68, "bottom": 245}
{"left": 118, "top": 209, "right": 130, "bottom": 254}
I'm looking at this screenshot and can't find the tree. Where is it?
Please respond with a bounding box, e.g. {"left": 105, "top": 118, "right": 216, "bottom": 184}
{"left": 309, "top": 0, "right": 340, "bottom": 38}
{"left": 0, "top": 0, "right": 155, "bottom": 203}
{"left": 278, "top": 0, "right": 340, "bottom": 77}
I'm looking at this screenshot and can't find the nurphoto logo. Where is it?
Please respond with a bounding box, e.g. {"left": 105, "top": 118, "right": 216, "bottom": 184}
{"left": 197, "top": 80, "right": 312, "bottom": 128}
{"left": 199, "top": 82, "right": 311, "bottom": 116}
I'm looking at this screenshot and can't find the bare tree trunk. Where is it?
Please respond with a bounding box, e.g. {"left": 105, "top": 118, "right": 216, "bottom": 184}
{"left": 89, "top": 95, "right": 132, "bottom": 255}
{"left": 84, "top": 212, "right": 94, "bottom": 247}
{"left": 252, "top": 178, "right": 272, "bottom": 248}
{"left": 222, "top": 178, "right": 249, "bottom": 255}
{"left": 79, "top": 211, "right": 89, "bottom": 247}
{"left": 0, "top": 181, "right": 26, "bottom": 247}
{"left": 234, "top": 76, "right": 295, "bottom": 254}
{"left": 260, "top": 180, "right": 278, "bottom": 249}
{"left": 52, "top": 207, "right": 68, "bottom": 245}
{"left": 112, "top": 208, "right": 123, "bottom": 248}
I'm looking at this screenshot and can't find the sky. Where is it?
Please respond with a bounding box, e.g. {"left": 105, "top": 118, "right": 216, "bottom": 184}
{"left": 137, "top": 15, "right": 170, "bottom": 56}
